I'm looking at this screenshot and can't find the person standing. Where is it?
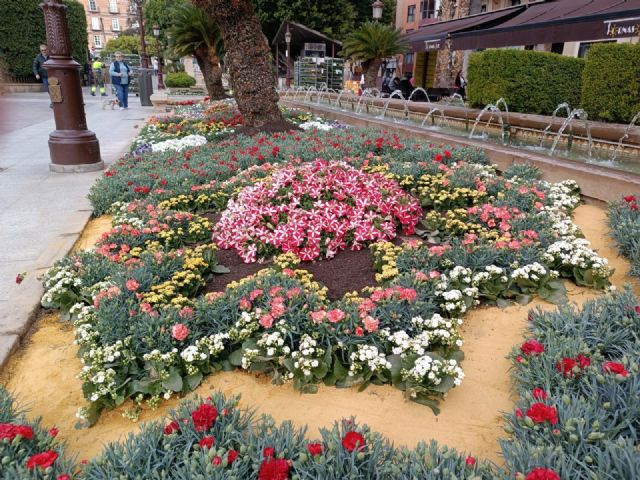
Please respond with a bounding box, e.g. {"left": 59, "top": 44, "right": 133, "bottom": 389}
{"left": 32, "top": 44, "right": 52, "bottom": 108}
{"left": 91, "top": 56, "right": 107, "bottom": 96}
{"left": 109, "top": 51, "right": 130, "bottom": 110}
{"left": 455, "top": 71, "right": 467, "bottom": 100}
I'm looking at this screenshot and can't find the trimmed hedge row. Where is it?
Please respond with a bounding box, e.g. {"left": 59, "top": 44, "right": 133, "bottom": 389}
{"left": 467, "top": 44, "right": 640, "bottom": 123}
{"left": 165, "top": 71, "right": 197, "bottom": 88}
{"left": 0, "top": 0, "right": 88, "bottom": 78}
{"left": 467, "top": 49, "right": 585, "bottom": 116}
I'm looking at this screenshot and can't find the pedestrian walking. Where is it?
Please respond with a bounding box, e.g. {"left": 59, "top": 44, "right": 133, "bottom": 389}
{"left": 455, "top": 71, "right": 467, "bottom": 100}
{"left": 152, "top": 57, "right": 159, "bottom": 76}
{"left": 32, "top": 44, "right": 52, "bottom": 108}
{"left": 109, "top": 51, "right": 130, "bottom": 110}
{"left": 91, "top": 57, "right": 107, "bottom": 96}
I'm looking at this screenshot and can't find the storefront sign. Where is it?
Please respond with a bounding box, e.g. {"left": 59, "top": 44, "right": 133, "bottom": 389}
{"left": 604, "top": 17, "right": 640, "bottom": 38}
{"left": 424, "top": 39, "right": 442, "bottom": 51}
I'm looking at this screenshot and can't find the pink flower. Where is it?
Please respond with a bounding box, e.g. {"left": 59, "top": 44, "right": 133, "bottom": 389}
{"left": 310, "top": 310, "right": 326, "bottom": 323}
{"left": 415, "top": 271, "right": 429, "bottom": 282}
{"left": 354, "top": 326, "right": 364, "bottom": 336}
{"left": 125, "top": 279, "right": 139, "bottom": 291}
{"left": 399, "top": 288, "right": 417, "bottom": 302}
{"left": 239, "top": 297, "right": 252, "bottom": 310}
{"left": 171, "top": 323, "right": 189, "bottom": 341}
{"left": 259, "top": 313, "right": 274, "bottom": 328}
{"left": 327, "top": 309, "right": 345, "bottom": 323}
{"left": 249, "top": 289, "right": 264, "bottom": 301}
{"left": 363, "top": 316, "right": 379, "bottom": 333}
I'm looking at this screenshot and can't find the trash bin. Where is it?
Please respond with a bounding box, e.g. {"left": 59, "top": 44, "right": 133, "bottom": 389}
{"left": 138, "top": 67, "right": 154, "bottom": 106}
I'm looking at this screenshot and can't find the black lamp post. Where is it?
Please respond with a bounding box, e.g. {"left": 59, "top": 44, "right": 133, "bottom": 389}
{"left": 285, "top": 25, "right": 292, "bottom": 88}
{"left": 372, "top": 0, "right": 384, "bottom": 21}
{"left": 152, "top": 24, "right": 165, "bottom": 90}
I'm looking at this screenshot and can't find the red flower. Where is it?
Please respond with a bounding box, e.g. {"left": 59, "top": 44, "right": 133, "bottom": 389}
{"left": 525, "top": 467, "right": 560, "bottom": 480}
{"left": 48, "top": 427, "right": 59, "bottom": 437}
{"left": 307, "top": 442, "right": 323, "bottom": 456}
{"left": 192, "top": 403, "right": 218, "bottom": 432}
{"left": 57, "top": 475, "right": 71, "bottom": 480}
{"left": 556, "top": 357, "right": 577, "bottom": 377}
{"left": 635, "top": 306, "right": 640, "bottom": 315}
{"left": 526, "top": 403, "right": 558, "bottom": 425}
{"left": 576, "top": 354, "right": 591, "bottom": 368}
{"left": 342, "top": 431, "right": 366, "bottom": 452}
{"left": 199, "top": 436, "right": 215, "bottom": 449}
{"left": 258, "top": 457, "right": 290, "bottom": 480}
{"left": 212, "top": 456, "right": 222, "bottom": 465}
{"left": 0, "top": 423, "right": 34, "bottom": 441}
{"left": 434, "top": 153, "right": 443, "bottom": 162}
{"left": 15, "top": 273, "right": 25, "bottom": 284}
{"left": 163, "top": 420, "right": 180, "bottom": 435}
{"left": 623, "top": 195, "right": 636, "bottom": 203}
{"left": 263, "top": 446, "right": 275, "bottom": 458}
{"left": 515, "top": 408, "right": 524, "bottom": 418}
{"left": 228, "top": 449, "right": 239, "bottom": 465}
{"left": 532, "top": 387, "right": 548, "bottom": 400}
{"left": 602, "top": 361, "right": 629, "bottom": 377}
{"left": 520, "top": 339, "right": 544, "bottom": 356}
{"left": 465, "top": 455, "right": 476, "bottom": 466}
{"left": 26, "top": 450, "right": 58, "bottom": 470}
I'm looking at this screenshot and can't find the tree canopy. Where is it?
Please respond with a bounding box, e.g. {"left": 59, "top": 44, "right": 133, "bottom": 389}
{"left": 102, "top": 35, "right": 158, "bottom": 57}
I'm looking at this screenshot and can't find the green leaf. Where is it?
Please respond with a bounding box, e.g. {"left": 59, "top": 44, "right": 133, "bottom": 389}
{"left": 212, "top": 264, "right": 230, "bottom": 274}
{"left": 228, "top": 348, "right": 244, "bottom": 367}
{"left": 161, "top": 369, "right": 183, "bottom": 392}
{"left": 185, "top": 372, "right": 203, "bottom": 391}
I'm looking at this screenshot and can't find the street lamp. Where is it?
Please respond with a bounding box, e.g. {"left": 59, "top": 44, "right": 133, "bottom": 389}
{"left": 152, "top": 24, "right": 165, "bottom": 90}
{"left": 372, "top": 0, "right": 384, "bottom": 21}
{"left": 284, "top": 25, "right": 292, "bottom": 88}
{"left": 131, "top": 0, "right": 152, "bottom": 106}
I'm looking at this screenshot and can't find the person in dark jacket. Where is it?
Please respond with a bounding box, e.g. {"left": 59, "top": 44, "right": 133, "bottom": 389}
{"left": 109, "top": 51, "right": 131, "bottom": 109}
{"left": 455, "top": 71, "right": 467, "bottom": 100}
{"left": 399, "top": 74, "right": 413, "bottom": 99}
{"left": 33, "top": 44, "right": 52, "bottom": 107}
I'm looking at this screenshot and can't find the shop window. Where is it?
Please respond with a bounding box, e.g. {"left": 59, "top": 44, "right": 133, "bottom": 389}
{"left": 551, "top": 43, "right": 564, "bottom": 54}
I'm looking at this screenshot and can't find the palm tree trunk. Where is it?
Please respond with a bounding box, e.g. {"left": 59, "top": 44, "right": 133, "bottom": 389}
{"left": 192, "top": 0, "right": 288, "bottom": 131}
{"left": 195, "top": 47, "right": 226, "bottom": 99}
{"left": 363, "top": 58, "right": 382, "bottom": 89}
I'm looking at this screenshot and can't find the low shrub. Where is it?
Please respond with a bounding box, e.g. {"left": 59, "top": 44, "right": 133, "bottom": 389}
{"left": 581, "top": 43, "right": 640, "bottom": 123}
{"left": 608, "top": 194, "right": 640, "bottom": 277}
{"left": 467, "top": 49, "right": 585, "bottom": 116}
{"left": 165, "top": 71, "right": 197, "bottom": 88}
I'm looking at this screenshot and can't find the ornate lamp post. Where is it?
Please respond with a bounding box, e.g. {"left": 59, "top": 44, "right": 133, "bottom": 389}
{"left": 40, "top": 0, "right": 102, "bottom": 172}
{"left": 152, "top": 24, "right": 165, "bottom": 90}
{"left": 372, "top": 0, "right": 384, "bottom": 21}
{"left": 284, "top": 25, "right": 292, "bottom": 88}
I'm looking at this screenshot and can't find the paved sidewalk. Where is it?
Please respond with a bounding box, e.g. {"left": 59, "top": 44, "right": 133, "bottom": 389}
{"left": 0, "top": 89, "right": 152, "bottom": 368}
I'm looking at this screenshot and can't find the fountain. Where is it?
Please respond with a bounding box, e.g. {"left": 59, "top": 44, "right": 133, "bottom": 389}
{"left": 420, "top": 107, "right": 447, "bottom": 128}
{"left": 303, "top": 86, "right": 318, "bottom": 103}
{"left": 468, "top": 98, "right": 510, "bottom": 143}
{"left": 540, "top": 103, "right": 572, "bottom": 147}
{"left": 611, "top": 111, "right": 640, "bottom": 161}
{"left": 316, "top": 86, "right": 333, "bottom": 106}
{"left": 549, "top": 109, "right": 593, "bottom": 157}
{"left": 378, "top": 90, "right": 405, "bottom": 120}
{"left": 355, "top": 88, "right": 380, "bottom": 115}
{"left": 450, "top": 93, "right": 465, "bottom": 105}
{"left": 335, "top": 89, "right": 355, "bottom": 110}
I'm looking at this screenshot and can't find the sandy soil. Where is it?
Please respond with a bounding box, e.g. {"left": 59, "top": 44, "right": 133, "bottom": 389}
{"left": 1, "top": 205, "right": 638, "bottom": 464}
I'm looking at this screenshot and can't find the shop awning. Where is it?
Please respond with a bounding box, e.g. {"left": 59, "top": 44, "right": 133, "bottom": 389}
{"left": 272, "top": 21, "right": 342, "bottom": 56}
{"left": 404, "top": 5, "right": 526, "bottom": 52}
{"left": 453, "top": 0, "right": 640, "bottom": 50}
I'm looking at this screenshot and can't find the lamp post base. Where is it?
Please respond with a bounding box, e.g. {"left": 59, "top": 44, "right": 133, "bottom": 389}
{"left": 48, "top": 129, "right": 103, "bottom": 173}
{"left": 50, "top": 160, "right": 104, "bottom": 173}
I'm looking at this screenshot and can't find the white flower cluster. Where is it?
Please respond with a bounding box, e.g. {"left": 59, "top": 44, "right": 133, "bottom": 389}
{"left": 71, "top": 303, "right": 99, "bottom": 346}
{"left": 108, "top": 201, "right": 146, "bottom": 229}
{"left": 511, "top": 262, "right": 558, "bottom": 281}
{"left": 151, "top": 134, "right": 208, "bottom": 152}
{"left": 348, "top": 344, "right": 391, "bottom": 377}
{"left": 380, "top": 314, "right": 463, "bottom": 358}
{"left": 79, "top": 339, "right": 131, "bottom": 403}
{"left": 41, "top": 264, "right": 82, "bottom": 307}
{"left": 142, "top": 348, "right": 179, "bottom": 363}
{"left": 298, "top": 119, "right": 333, "bottom": 131}
{"left": 471, "top": 265, "right": 509, "bottom": 285}
{"left": 546, "top": 180, "right": 581, "bottom": 211}
{"left": 229, "top": 311, "right": 260, "bottom": 341}
{"left": 241, "top": 348, "right": 259, "bottom": 370}
{"left": 434, "top": 269, "right": 479, "bottom": 315}
{"left": 291, "top": 335, "right": 325, "bottom": 377}
{"left": 543, "top": 238, "right": 612, "bottom": 277}
{"left": 256, "top": 331, "right": 291, "bottom": 358}
{"left": 402, "top": 355, "right": 464, "bottom": 387}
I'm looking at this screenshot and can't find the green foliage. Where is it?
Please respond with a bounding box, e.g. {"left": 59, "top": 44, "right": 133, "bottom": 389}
{"left": 0, "top": 0, "right": 88, "bottom": 77}
{"left": 581, "top": 42, "right": 640, "bottom": 123}
{"left": 467, "top": 49, "right": 585, "bottom": 115}
{"left": 608, "top": 195, "right": 640, "bottom": 278}
{"left": 165, "top": 71, "right": 197, "bottom": 88}
{"left": 341, "top": 21, "right": 408, "bottom": 64}
{"left": 103, "top": 34, "right": 158, "bottom": 57}
{"left": 169, "top": 3, "right": 223, "bottom": 59}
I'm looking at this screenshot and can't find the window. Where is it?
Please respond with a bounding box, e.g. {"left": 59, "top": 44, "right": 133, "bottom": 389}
{"left": 111, "top": 18, "right": 120, "bottom": 31}
{"left": 577, "top": 40, "right": 615, "bottom": 58}
{"left": 404, "top": 52, "right": 414, "bottom": 65}
{"left": 420, "top": 0, "right": 437, "bottom": 19}
{"left": 91, "top": 17, "right": 101, "bottom": 30}
{"left": 109, "top": 0, "right": 118, "bottom": 13}
{"left": 407, "top": 5, "right": 416, "bottom": 22}
{"left": 551, "top": 42, "right": 564, "bottom": 54}
{"left": 480, "top": 2, "right": 487, "bottom": 12}
{"left": 93, "top": 35, "right": 102, "bottom": 48}
{"left": 88, "top": 0, "right": 97, "bottom": 11}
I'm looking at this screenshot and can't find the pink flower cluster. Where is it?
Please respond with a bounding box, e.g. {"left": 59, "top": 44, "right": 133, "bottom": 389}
{"left": 214, "top": 160, "right": 422, "bottom": 262}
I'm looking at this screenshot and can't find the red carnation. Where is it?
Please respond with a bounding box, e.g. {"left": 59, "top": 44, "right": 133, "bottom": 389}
{"left": 576, "top": 353, "right": 591, "bottom": 368}
{"left": 556, "top": 357, "right": 577, "bottom": 377}
{"left": 212, "top": 456, "right": 222, "bottom": 465}
{"left": 603, "top": 361, "right": 629, "bottom": 377}
{"left": 525, "top": 467, "right": 560, "bottom": 480}
{"left": 163, "top": 420, "right": 180, "bottom": 435}
{"left": 520, "top": 339, "right": 544, "bottom": 356}
{"left": 526, "top": 403, "right": 558, "bottom": 425}
{"left": 0, "top": 423, "right": 34, "bottom": 441}
{"left": 57, "top": 475, "right": 71, "bottom": 480}
{"left": 342, "top": 431, "right": 366, "bottom": 453}
{"left": 227, "top": 449, "right": 239, "bottom": 465}
{"left": 434, "top": 153, "right": 443, "bottom": 162}
{"left": 465, "top": 455, "right": 476, "bottom": 466}
{"left": 635, "top": 306, "right": 640, "bottom": 315}
{"left": 258, "top": 457, "right": 290, "bottom": 480}
{"left": 49, "top": 427, "right": 59, "bottom": 437}
{"left": 307, "top": 442, "right": 323, "bottom": 456}
{"left": 532, "top": 387, "right": 548, "bottom": 400}
{"left": 26, "top": 450, "right": 58, "bottom": 470}
{"left": 199, "top": 436, "right": 215, "bottom": 449}
{"left": 623, "top": 195, "right": 636, "bottom": 203}
{"left": 263, "top": 446, "right": 275, "bottom": 458}
{"left": 192, "top": 403, "right": 218, "bottom": 432}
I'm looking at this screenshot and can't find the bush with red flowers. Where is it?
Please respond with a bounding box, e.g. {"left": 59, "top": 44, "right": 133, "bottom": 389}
{"left": 608, "top": 194, "right": 640, "bottom": 278}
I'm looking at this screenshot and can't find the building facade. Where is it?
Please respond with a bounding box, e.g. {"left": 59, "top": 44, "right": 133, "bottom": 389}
{"left": 82, "top": 0, "right": 137, "bottom": 55}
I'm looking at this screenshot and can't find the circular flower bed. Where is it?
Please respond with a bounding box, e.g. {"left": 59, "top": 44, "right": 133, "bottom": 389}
{"left": 214, "top": 160, "right": 422, "bottom": 262}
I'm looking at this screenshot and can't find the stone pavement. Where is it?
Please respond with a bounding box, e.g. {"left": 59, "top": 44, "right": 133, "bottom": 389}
{"left": 0, "top": 88, "right": 152, "bottom": 368}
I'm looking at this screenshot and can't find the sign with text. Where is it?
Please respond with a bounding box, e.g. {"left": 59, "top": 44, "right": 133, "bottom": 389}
{"left": 605, "top": 17, "right": 640, "bottom": 38}
{"left": 424, "top": 39, "right": 442, "bottom": 51}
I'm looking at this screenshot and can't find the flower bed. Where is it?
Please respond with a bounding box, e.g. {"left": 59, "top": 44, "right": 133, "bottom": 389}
{"left": 608, "top": 194, "right": 640, "bottom": 278}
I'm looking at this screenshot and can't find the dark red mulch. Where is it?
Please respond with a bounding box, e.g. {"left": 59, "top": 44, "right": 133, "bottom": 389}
{"left": 205, "top": 246, "right": 378, "bottom": 301}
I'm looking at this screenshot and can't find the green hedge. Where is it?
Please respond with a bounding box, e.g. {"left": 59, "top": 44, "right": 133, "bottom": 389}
{"left": 0, "top": 0, "right": 88, "bottom": 78}
{"left": 467, "top": 49, "right": 585, "bottom": 116}
{"left": 165, "top": 71, "right": 196, "bottom": 88}
{"left": 581, "top": 43, "right": 640, "bottom": 123}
